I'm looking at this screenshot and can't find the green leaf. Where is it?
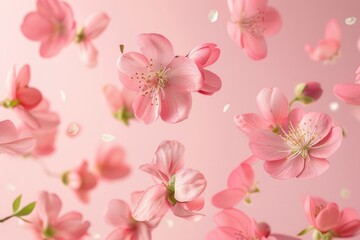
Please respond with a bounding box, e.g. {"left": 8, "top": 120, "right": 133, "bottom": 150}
{"left": 12, "top": 195, "right": 22, "bottom": 213}
{"left": 297, "top": 226, "right": 314, "bottom": 236}
{"left": 15, "top": 202, "right": 36, "bottom": 217}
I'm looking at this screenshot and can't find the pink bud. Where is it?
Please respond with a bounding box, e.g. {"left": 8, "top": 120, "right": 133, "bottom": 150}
{"left": 295, "top": 82, "right": 323, "bottom": 104}
{"left": 256, "top": 222, "right": 271, "bottom": 238}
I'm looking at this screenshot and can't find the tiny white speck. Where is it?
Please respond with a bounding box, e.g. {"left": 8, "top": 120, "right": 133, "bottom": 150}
{"left": 17, "top": 219, "right": 25, "bottom": 226}
{"left": 93, "top": 233, "right": 101, "bottom": 239}
{"left": 6, "top": 183, "right": 16, "bottom": 192}
{"left": 67, "top": 123, "right": 80, "bottom": 137}
{"left": 60, "top": 90, "right": 67, "bottom": 102}
{"left": 340, "top": 188, "right": 350, "bottom": 199}
{"left": 165, "top": 219, "right": 174, "bottom": 228}
{"left": 329, "top": 102, "right": 339, "bottom": 111}
{"left": 102, "top": 134, "right": 115, "bottom": 142}
{"left": 208, "top": 10, "right": 218, "bottom": 23}
{"left": 223, "top": 104, "right": 230, "bottom": 112}
{"left": 345, "top": 17, "right": 357, "bottom": 25}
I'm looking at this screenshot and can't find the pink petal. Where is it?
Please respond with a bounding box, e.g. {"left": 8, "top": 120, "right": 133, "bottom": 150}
{"left": 17, "top": 87, "right": 43, "bottom": 109}
{"left": 0, "top": 137, "right": 35, "bottom": 155}
{"left": 160, "top": 91, "right": 192, "bottom": 124}
{"left": 183, "top": 195, "right": 205, "bottom": 211}
{"left": 206, "top": 227, "right": 242, "bottom": 240}
{"left": 6, "top": 66, "right": 17, "bottom": 99}
{"left": 263, "top": 156, "right": 305, "bottom": 179}
{"left": 244, "top": 0, "right": 268, "bottom": 16}
{"left": 105, "top": 228, "right": 133, "bottom": 240}
{"left": 310, "top": 126, "right": 342, "bottom": 159}
{"left": 135, "top": 223, "right": 152, "bottom": 240}
{"left": 227, "top": 0, "right": 244, "bottom": 20}
{"left": 29, "top": 127, "right": 57, "bottom": 156}
{"left": 334, "top": 208, "right": 360, "bottom": 237}
{"left": 304, "top": 195, "right": 328, "bottom": 227}
{"left": 227, "top": 21, "right": 242, "bottom": 48}
{"left": 0, "top": 120, "right": 19, "bottom": 143}
{"left": 132, "top": 95, "right": 160, "bottom": 124}
{"left": 334, "top": 83, "right": 360, "bottom": 105}
{"left": 21, "top": 13, "right": 52, "bottom": 41}
{"left": 228, "top": 163, "right": 254, "bottom": 189}
{"left": 139, "top": 163, "right": 170, "bottom": 183}
{"left": 256, "top": 87, "right": 289, "bottom": 126}
{"left": 78, "top": 41, "right": 98, "bottom": 68}
{"left": 296, "top": 157, "right": 329, "bottom": 179}
{"left": 315, "top": 202, "right": 341, "bottom": 232}
{"left": 132, "top": 184, "right": 169, "bottom": 222}
{"left": 214, "top": 208, "right": 255, "bottom": 237}
{"left": 262, "top": 7, "right": 282, "bottom": 36}
{"left": 55, "top": 212, "right": 90, "bottom": 239}
{"left": 249, "top": 129, "right": 290, "bottom": 161}
{"left": 17, "top": 64, "right": 31, "bottom": 87}
{"left": 137, "top": 33, "right": 174, "bottom": 68}
{"left": 198, "top": 70, "right": 222, "bottom": 95}
{"left": 174, "top": 168, "right": 207, "bottom": 202}
{"left": 103, "top": 199, "right": 131, "bottom": 227}
{"left": 37, "top": 191, "right": 62, "bottom": 225}
{"left": 84, "top": 12, "right": 110, "bottom": 39}
{"left": 325, "top": 19, "right": 341, "bottom": 42}
{"left": 234, "top": 113, "right": 271, "bottom": 135}
{"left": 187, "top": 43, "right": 220, "bottom": 68}
{"left": 170, "top": 203, "right": 204, "bottom": 222}
{"left": 39, "top": 36, "right": 68, "bottom": 58}
{"left": 103, "top": 84, "right": 125, "bottom": 111}
{"left": 299, "top": 112, "right": 332, "bottom": 145}
{"left": 242, "top": 33, "right": 267, "bottom": 60}
{"left": 167, "top": 56, "right": 203, "bottom": 92}
{"left": 212, "top": 188, "right": 246, "bottom": 209}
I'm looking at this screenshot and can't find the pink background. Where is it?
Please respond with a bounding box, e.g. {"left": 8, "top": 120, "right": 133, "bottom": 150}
{"left": 0, "top": 0, "right": 360, "bottom": 239}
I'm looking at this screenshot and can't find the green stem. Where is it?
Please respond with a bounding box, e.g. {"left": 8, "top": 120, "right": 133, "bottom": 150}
{"left": 0, "top": 215, "right": 14, "bottom": 223}
{"left": 289, "top": 97, "right": 299, "bottom": 109}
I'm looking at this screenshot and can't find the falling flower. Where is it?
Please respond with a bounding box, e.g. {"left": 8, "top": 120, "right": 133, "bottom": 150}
{"left": 29, "top": 191, "right": 90, "bottom": 240}
{"left": 334, "top": 65, "right": 360, "bottom": 106}
{"left": 117, "top": 33, "right": 202, "bottom": 124}
{"left": 21, "top": 0, "right": 76, "bottom": 58}
{"left": 76, "top": 12, "right": 110, "bottom": 67}
{"left": 227, "top": 0, "right": 282, "bottom": 60}
{"left": 132, "top": 140, "right": 207, "bottom": 222}
{"left": 249, "top": 109, "right": 343, "bottom": 179}
{"left": 305, "top": 19, "right": 341, "bottom": 63}
{"left": 294, "top": 82, "right": 323, "bottom": 105}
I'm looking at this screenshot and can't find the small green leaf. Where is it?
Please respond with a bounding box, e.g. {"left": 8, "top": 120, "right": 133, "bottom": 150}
{"left": 297, "top": 226, "right": 314, "bottom": 236}
{"left": 15, "top": 202, "right": 36, "bottom": 217}
{"left": 119, "top": 44, "right": 125, "bottom": 54}
{"left": 12, "top": 195, "right": 22, "bottom": 213}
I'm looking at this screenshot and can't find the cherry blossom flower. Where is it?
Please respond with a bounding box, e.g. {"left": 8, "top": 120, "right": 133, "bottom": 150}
{"left": 187, "top": 43, "right": 222, "bottom": 95}
{"left": 76, "top": 12, "right": 110, "bottom": 67}
{"left": 227, "top": 0, "right": 282, "bottom": 60}
{"left": 21, "top": 0, "right": 76, "bottom": 58}
{"left": 249, "top": 109, "right": 343, "bottom": 179}
{"left": 305, "top": 19, "right": 341, "bottom": 63}
{"left": 29, "top": 191, "right": 90, "bottom": 240}
{"left": 117, "top": 33, "right": 202, "bottom": 124}
{"left": 334, "top": 65, "right": 360, "bottom": 105}
{"left": 132, "top": 140, "right": 207, "bottom": 222}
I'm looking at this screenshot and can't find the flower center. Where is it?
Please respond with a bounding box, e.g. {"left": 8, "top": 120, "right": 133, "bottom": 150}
{"left": 43, "top": 225, "right": 56, "bottom": 238}
{"left": 238, "top": 9, "right": 266, "bottom": 38}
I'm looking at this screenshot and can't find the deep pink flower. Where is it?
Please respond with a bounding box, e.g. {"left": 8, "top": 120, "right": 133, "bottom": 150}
{"left": 334, "top": 65, "right": 360, "bottom": 106}
{"left": 103, "top": 84, "right": 136, "bottom": 125}
{"left": 305, "top": 19, "right": 341, "bottom": 63}
{"left": 249, "top": 109, "right": 343, "bottom": 179}
{"left": 227, "top": 0, "right": 282, "bottom": 60}
{"left": 117, "top": 33, "right": 202, "bottom": 124}
{"left": 29, "top": 191, "right": 90, "bottom": 240}
{"left": 0, "top": 120, "right": 35, "bottom": 155}
{"left": 63, "top": 161, "right": 98, "bottom": 203}
{"left": 132, "top": 140, "right": 207, "bottom": 222}
{"left": 187, "top": 43, "right": 222, "bottom": 95}
{"left": 95, "top": 144, "right": 131, "bottom": 181}
{"left": 76, "top": 12, "right": 110, "bottom": 67}
{"left": 212, "top": 162, "right": 258, "bottom": 208}
{"left": 234, "top": 87, "right": 289, "bottom": 135}
{"left": 21, "top": 0, "right": 76, "bottom": 58}
{"left": 294, "top": 82, "right": 323, "bottom": 104}
{"left": 207, "top": 208, "right": 300, "bottom": 240}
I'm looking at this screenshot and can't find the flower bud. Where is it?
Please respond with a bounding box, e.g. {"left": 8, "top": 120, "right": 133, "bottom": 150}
{"left": 295, "top": 82, "right": 323, "bottom": 104}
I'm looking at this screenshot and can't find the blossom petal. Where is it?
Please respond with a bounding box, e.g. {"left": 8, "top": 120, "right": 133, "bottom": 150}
{"left": 206, "top": 227, "right": 242, "bottom": 240}
{"left": 234, "top": 113, "right": 271, "bottom": 134}
{"left": 55, "top": 212, "right": 90, "bottom": 239}
{"left": 263, "top": 156, "right": 305, "bottom": 179}
{"left": 103, "top": 199, "right": 131, "bottom": 227}
{"left": 17, "top": 64, "right": 31, "bottom": 87}
{"left": 325, "top": 19, "right": 341, "bottom": 41}
{"left": 39, "top": 36, "right": 67, "bottom": 58}
{"left": 214, "top": 208, "right": 254, "bottom": 236}
{"left": 21, "top": 13, "right": 52, "bottom": 41}
{"left": 334, "top": 208, "right": 360, "bottom": 237}
{"left": 37, "top": 191, "right": 62, "bottom": 224}
{"left": 299, "top": 112, "right": 332, "bottom": 145}
{"left": 244, "top": 0, "right": 268, "bottom": 16}
{"left": 198, "top": 70, "right": 222, "bottom": 95}
{"left": 0, "top": 120, "right": 19, "bottom": 143}
{"left": 174, "top": 168, "right": 207, "bottom": 202}
{"left": 310, "top": 127, "right": 342, "bottom": 159}
{"left": 296, "top": 157, "right": 329, "bottom": 179}
{"left": 228, "top": 163, "right": 254, "bottom": 189}
{"left": 170, "top": 203, "right": 204, "bottom": 222}
{"left": 0, "top": 137, "right": 35, "bottom": 155}
{"left": 17, "top": 87, "right": 43, "bottom": 109}
{"left": 78, "top": 41, "right": 98, "bottom": 68}
{"left": 84, "top": 12, "right": 110, "bottom": 39}
{"left": 227, "top": 22, "right": 242, "bottom": 48}
{"left": 315, "top": 202, "right": 341, "bottom": 232}
{"left": 263, "top": 7, "right": 282, "bottom": 36}
{"left": 105, "top": 228, "right": 133, "bottom": 240}
{"left": 212, "top": 188, "right": 246, "bottom": 209}
{"left": 333, "top": 83, "right": 360, "bottom": 106}
{"left": 160, "top": 91, "right": 192, "bottom": 124}
{"left": 132, "top": 95, "right": 160, "bottom": 124}
{"left": 242, "top": 33, "right": 267, "bottom": 60}
{"left": 304, "top": 195, "right": 328, "bottom": 227}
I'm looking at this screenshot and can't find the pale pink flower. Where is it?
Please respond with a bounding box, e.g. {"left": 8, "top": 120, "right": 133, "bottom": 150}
{"left": 305, "top": 19, "right": 341, "bottom": 63}
{"left": 234, "top": 87, "right": 289, "bottom": 135}
{"left": 227, "top": 0, "right": 282, "bottom": 60}
{"left": 334, "top": 65, "right": 360, "bottom": 105}
{"left": 63, "top": 161, "right": 98, "bottom": 203}
{"left": 294, "top": 82, "right": 323, "bottom": 104}
{"left": 104, "top": 198, "right": 159, "bottom": 240}
{"left": 21, "top": 0, "right": 76, "bottom": 58}
{"left": 212, "top": 162, "right": 258, "bottom": 208}
{"left": 207, "top": 208, "right": 300, "bottom": 240}
{"left": 117, "top": 33, "right": 202, "bottom": 124}
{"left": 249, "top": 109, "right": 343, "bottom": 179}
{"left": 29, "top": 191, "right": 90, "bottom": 240}
{"left": 76, "top": 12, "right": 110, "bottom": 67}
{"left": 103, "top": 84, "right": 136, "bottom": 125}
{"left": 132, "top": 140, "right": 207, "bottom": 222}
{"left": 95, "top": 144, "right": 131, "bottom": 180}
{"left": 301, "top": 195, "right": 360, "bottom": 238}
{"left": 187, "top": 43, "right": 222, "bottom": 95}
{"left": 0, "top": 120, "right": 35, "bottom": 155}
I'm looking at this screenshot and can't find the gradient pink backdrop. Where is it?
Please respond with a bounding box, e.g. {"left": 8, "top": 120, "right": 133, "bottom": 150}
{"left": 0, "top": 0, "right": 360, "bottom": 239}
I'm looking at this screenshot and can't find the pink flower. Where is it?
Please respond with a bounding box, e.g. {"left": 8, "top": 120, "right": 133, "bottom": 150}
{"left": 334, "top": 65, "right": 360, "bottom": 106}
{"left": 207, "top": 208, "right": 300, "bottom": 240}
{"left": 212, "top": 162, "right": 258, "bottom": 208}
{"left": 227, "top": 0, "right": 282, "bottom": 60}
{"left": 76, "top": 12, "right": 110, "bottom": 67}
{"left": 132, "top": 140, "right": 207, "bottom": 222}
{"left": 294, "top": 82, "right": 323, "bottom": 104}
{"left": 21, "top": 0, "right": 76, "bottom": 58}
{"left": 117, "top": 33, "right": 202, "bottom": 124}
{"left": 187, "top": 43, "right": 222, "bottom": 95}
{"left": 234, "top": 87, "right": 289, "bottom": 135}
{"left": 249, "top": 109, "right": 343, "bottom": 179}
{"left": 305, "top": 19, "right": 341, "bottom": 63}
{"left": 63, "top": 161, "right": 98, "bottom": 203}
{"left": 5, "top": 64, "right": 42, "bottom": 110}
{"left": 29, "top": 191, "right": 90, "bottom": 240}
{"left": 103, "top": 84, "right": 136, "bottom": 125}
{"left": 301, "top": 195, "right": 360, "bottom": 238}
{"left": 0, "top": 120, "right": 35, "bottom": 155}
{"left": 104, "top": 199, "right": 159, "bottom": 240}
{"left": 95, "top": 144, "right": 131, "bottom": 181}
